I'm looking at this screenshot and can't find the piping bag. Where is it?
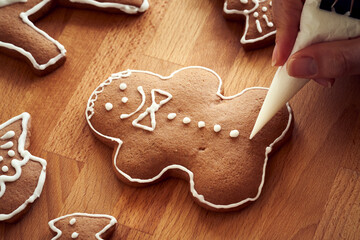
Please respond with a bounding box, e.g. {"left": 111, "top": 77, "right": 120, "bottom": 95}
{"left": 250, "top": 0, "right": 360, "bottom": 139}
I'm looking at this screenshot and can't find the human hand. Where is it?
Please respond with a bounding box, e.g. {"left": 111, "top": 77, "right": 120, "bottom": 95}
{"left": 271, "top": 0, "right": 360, "bottom": 87}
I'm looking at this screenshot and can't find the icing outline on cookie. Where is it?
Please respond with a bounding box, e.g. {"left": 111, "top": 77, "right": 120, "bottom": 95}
{"left": 85, "top": 66, "right": 292, "bottom": 210}
{"left": 0, "top": 112, "right": 47, "bottom": 221}
{"left": 48, "top": 213, "right": 117, "bottom": 240}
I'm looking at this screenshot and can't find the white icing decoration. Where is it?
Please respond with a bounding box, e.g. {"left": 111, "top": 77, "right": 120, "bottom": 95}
{"left": 121, "top": 97, "right": 128, "bottom": 103}
{"left": 120, "top": 86, "right": 146, "bottom": 120}
{"left": 183, "top": 117, "right": 191, "bottom": 124}
{"left": 262, "top": 14, "right": 274, "bottom": 27}
{"left": 0, "top": 141, "right": 13, "bottom": 149}
{"left": 85, "top": 66, "right": 293, "bottom": 210}
{"left": 105, "top": 102, "right": 113, "bottom": 111}
{"left": 0, "top": 156, "right": 3, "bottom": 162}
{"left": 0, "top": 0, "right": 148, "bottom": 71}
{"left": 240, "top": 0, "right": 248, "bottom": 3}
{"left": 0, "top": 0, "right": 26, "bottom": 8}
{"left": 269, "top": 1, "right": 272, "bottom": 6}
{"left": 253, "top": 12, "right": 259, "bottom": 18}
{"left": 167, "top": 113, "right": 177, "bottom": 120}
{"left": 71, "top": 232, "right": 79, "bottom": 239}
{"left": 48, "top": 213, "right": 117, "bottom": 240}
{"left": 230, "top": 130, "right": 240, "bottom": 138}
{"left": 69, "top": 218, "right": 76, "bottom": 225}
{"left": 262, "top": 6, "right": 267, "bottom": 12}
{"left": 0, "top": 113, "right": 47, "bottom": 221}
{"left": 223, "top": 0, "right": 276, "bottom": 44}
{"left": 255, "top": 19, "right": 263, "bottom": 33}
{"left": 198, "top": 121, "right": 205, "bottom": 128}
{"left": 1, "top": 166, "right": 8, "bottom": 173}
{"left": 8, "top": 150, "right": 15, "bottom": 157}
{"left": 213, "top": 124, "right": 222, "bottom": 133}
{"left": 132, "top": 89, "right": 172, "bottom": 131}
{"left": 1, "top": 131, "right": 15, "bottom": 140}
{"left": 119, "top": 83, "right": 127, "bottom": 90}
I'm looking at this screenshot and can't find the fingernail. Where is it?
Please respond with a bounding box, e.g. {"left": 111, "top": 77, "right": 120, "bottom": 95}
{"left": 313, "top": 78, "right": 335, "bottom": 88}
{"left": 287, "top": 57, "right": 318, "bottom": 78}
{"left": 272, "top": 44, "right": 279, "bottom": 66}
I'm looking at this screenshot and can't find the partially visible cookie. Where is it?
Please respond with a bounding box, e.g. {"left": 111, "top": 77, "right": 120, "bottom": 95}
{"left": 86, "top": 66, "right": 293, "bottom": 211}
{"left": 0, "top": 0, "right": 149, "bottom": 75}
{"left": 223, "top": 0, "right": 276, "bottom": 50}
{"left": 48, "top": 213, "right": 117, "bottom": 240}
{"left": 0, "top": 112, "right": 47, "bottom": 222}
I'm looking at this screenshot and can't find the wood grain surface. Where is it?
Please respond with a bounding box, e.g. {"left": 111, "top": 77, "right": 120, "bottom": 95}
{"left": 1, "top": 0, "right": 360, "bottom": 239}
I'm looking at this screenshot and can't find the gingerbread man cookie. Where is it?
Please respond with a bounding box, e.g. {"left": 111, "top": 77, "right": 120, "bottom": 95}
{"left": 48, "top": 213, "right": 117, "bottom": 239}
{"left": 0, "top": 0, "right": 149, "bottom": 75}
{"left": 0, "top": 112, "right": 47, "bottom": 222}
{"left": 223, "top": 0, "right": 276, "bottom": 50}
{"left": 85, "top": 66, "right": 293, "bottom": 211}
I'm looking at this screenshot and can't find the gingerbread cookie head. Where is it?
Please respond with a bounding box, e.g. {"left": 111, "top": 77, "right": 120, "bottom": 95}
{"left": 0, "top": 112, "right": 47, "bottom": 222}
{"left": 0, "top": 0, "right": 149, "bottom": 75}
{"left": 86, "top": 66, "right": 293, "bottom": 211}
{"left": 48, "top": 213, "right": 117, "bottom": 240}
{"left": 223, "top": 0, "right": 276, "bottom": 50}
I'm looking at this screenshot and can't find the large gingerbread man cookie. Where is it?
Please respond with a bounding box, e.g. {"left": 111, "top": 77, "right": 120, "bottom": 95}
{"left": 0, "top": 0, "right": 149, "bottom": 75}
{"left": 0, "top": 112, "right": 47, "bottom": 222}
{"left": 223, "top": 0, "right": 276, "bottom": 50}
{"left": 85, "top": 66, "right": 293, "bottom": 211}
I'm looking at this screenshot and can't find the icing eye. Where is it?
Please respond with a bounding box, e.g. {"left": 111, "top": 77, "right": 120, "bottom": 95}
{"left": 198, "top": 121, "right": 205, "bottom": 128}
{"left": 69, "top": 218, "right": 76, "bottom": 225}
{"left": 214, "top": 124, "right": 221, "bottom": 133}
{"left": 119, "top": 83, "right": 127, "bottom": 91}
{"left": 167, "top": 113, "right": 177, "bottom": 120}
{"left": 230, "top": 130, "right": 240, "bottom": 138}
{"left": 105, "top": 103, "right": 113, "bottom": 111}
{"left": 183, "top": 117, "right": 191, "bottom": 124}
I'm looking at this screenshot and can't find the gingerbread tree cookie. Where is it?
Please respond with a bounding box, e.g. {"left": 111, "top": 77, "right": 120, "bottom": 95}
{"left": 49, "top": 213, "right": 117, "bottom": 239}
{"left": 85, "top": 66, "right": 293, "bottom": 211}
{"left": 0, "top": 0, "right": 149, "bottom": 75}
{"left": 0, "top": 112, "right": 47, "bottom": 222}
{"left": 223, "top": 0, "right": 276, "bottom": 50}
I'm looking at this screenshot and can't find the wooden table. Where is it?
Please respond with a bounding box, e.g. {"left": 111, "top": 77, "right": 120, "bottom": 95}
{"left": 1, "top": 0, "right": 360, "bottom": 239}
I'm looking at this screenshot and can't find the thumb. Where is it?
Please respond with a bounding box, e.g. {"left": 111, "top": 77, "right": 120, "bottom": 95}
{"left": 287, "top": 37, "right": 360, "bottom": 80}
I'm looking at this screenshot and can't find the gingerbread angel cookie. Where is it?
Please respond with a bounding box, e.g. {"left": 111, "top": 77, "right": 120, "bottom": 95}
{"left": 0, "top": 0, "right": 149, "bottom": 75}
{"left": 0, "top": 112, "right": 47, "bottom": 222}
{"left": 223, "top": 0, "right": 276, "bottom": 50}
{"left": 48, "top": 213, "right": 117, "bottom": 240}
{"left": 85, "top": 66, "right": 293, "bottom": 211}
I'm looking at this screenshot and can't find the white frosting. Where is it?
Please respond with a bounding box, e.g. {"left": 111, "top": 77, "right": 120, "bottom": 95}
{"left": 69, "top": 217, "right": 76, "bottom": 225}
{"left": 198, "top": 121, "right": 205, "bottom": 128}
{"left": 0, "top": 113, "right": 47, "bottom": 221}
{"left": 253, "top": 12, "right": 259, "bottom": 18}
{"left": 0, "top": 141, "right": 13, "bottom": 149}
{"left": 121, "top": 97, "right": 128, "bottom": 103}
{"left": 0, "top": 0, "right": 26, "bottom": 8}
{"left": 85, "top": 66, "right": 293, "bottom": 210}
{"left": 105, "top": 102, "right": 113, "bottom": 111}
{"left": 48, "top": 213, "right": 117, "bottom": 240}
{"left": 7, "top": 150, "right": 15, "bottom": 157}
{"left": 1, "top": 131, "right": 15, "bottom": 140}
{"left": 1, "top": 166, "right": 8, "bottom": 173}
{"left": 262, "top": 14, "right": 274, "bottom": 27}
{"left": 119, "top": 83, "right": 127, "bottom": 91}
{"left": 120, "top": 86, "right": 145, "bottom": 120}
{"left": 71, "top": 232, "right": 79, "bottom": 239}
{"left": 167, "top": 113, "right": 177, "bottom": 120}
{"left": 223, "top": 0, "right": 276, "bottom": 44}
{"left": 230, "top": 130, "right": 240, "bottom": 138}
{"left": 0, "top": 156, "right": 3, "bottom": 162}
{"left": 240, "top": 0, "right": 248, "bottom": 4}
{"left": 213, "top": 124, "right": 221, "bottom": 132}
{"left": 262, "top": 6, "right": 267, "bottom": 12}
{"left": 255, "top": 19, "right": 262, "bottom": 33}
{"left": 0, "top": 0, "right": 148, "bottom": 72}
{"left": 182, "top": 117, "right": 191, "bottom": 124}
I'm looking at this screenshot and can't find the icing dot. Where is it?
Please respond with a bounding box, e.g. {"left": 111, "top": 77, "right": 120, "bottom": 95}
{"left": 262, "top": 7, "right": 268, "bottom": 12}
{"left": 240, "top": 0, "right": 248, "bottom": 3}
{"left": 214, "top": 124, "right": 221, "bottom": 133}
{"left": 253, "top": 12, "right": 259, "bottom": 18}
{"left": 71, "top": 232, "right": 79, "bottom": 239}
{"left": 119, "top": 83, "right": 127, "bottom": 91}
{"left": 183, "top": 117, "right": 191, "bottom": 124}
{"left": 122, "top": 97, "right": 128, "bottom": 103}
{"left": 269, "top": 1, "right": 272, "bottom": 6}
{"left": 0, "top": 156, "right": 3, "bottom": 162}
{"left": 167, "top": 113, "right": 177, "bottom": 120}
{"left": 198, "top": 121, "right": 205, "bottom": 128}
{"left": 2, "top": 166, "right": 8, "bottom": 173}
{"left": 69, "top": 218, "right": 76, "bottom": 225}
{"left": 230, "top": 130, "right": 240, "bottom": 138}
{"left": 105, "top": 103, "right": 113, "bottom": 111}
{"left": 8, "top": 150, "right": 15, "bottom": 157}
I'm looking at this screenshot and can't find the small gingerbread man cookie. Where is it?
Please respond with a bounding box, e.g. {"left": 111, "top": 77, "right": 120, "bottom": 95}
{"left": 86, "top": 66, "right": 293, "bottom": 211}
{"left": 223, "top": 0, "right": 276, "bottom": 50}
{"left": 0, "top": 0, "right": 149, "bottom": 75}
{"left": 48, "top": 213, "right": 117, "bottom": 240}
{"left": 0, "top": 112, "right": 47, "bottom": 222}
